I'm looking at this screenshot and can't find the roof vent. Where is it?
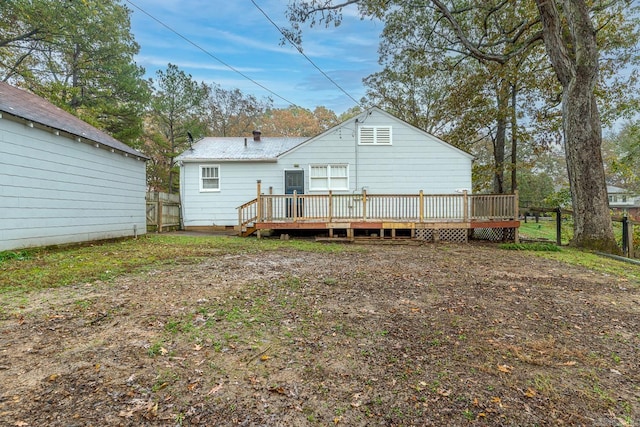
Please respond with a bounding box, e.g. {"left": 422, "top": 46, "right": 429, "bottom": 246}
{"left": 252, "top": 130, "right": 261, "bottom": 142}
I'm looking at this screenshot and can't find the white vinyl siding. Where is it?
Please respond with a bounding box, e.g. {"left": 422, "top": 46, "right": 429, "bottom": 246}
{"left": 200, "top": 165, "right": 220, "bottom": 191}
{"left": 0, "top": 119, "right": 147, "bottom": 251}
{"left": 359, "top": 126, "right": 392, "bottom": 145}
{"left": 309, "top": 164, "right": 348, "bottom": 191}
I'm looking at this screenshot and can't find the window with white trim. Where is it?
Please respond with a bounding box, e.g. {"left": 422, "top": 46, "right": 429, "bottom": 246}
{"left": 309, "top": 164, "right": 348, "bottom": 191}
{"left": 358, "top": 126, "right": 392, "bottom": 145}
{"left": 200, "top": 165, "right": 220, "bottom": 192}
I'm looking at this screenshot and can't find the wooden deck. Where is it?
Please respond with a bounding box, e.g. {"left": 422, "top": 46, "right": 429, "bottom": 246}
{"left": 238, "top": 183, "right": 519, "bottom": 242}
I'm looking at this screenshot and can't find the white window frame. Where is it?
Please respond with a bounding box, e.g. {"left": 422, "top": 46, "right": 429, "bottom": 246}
{"left": 309, "top": 164, "right": 349, "bottom": 191}
{"left": 358, "top": 125, "right": 392, "bottom": 145}
{"left": 199, "top": 165, "right": 220, "bottom": 192}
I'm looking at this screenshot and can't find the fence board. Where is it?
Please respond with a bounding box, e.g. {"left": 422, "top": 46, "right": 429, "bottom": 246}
{"left": 146, "top": 192, "right": 181, "bottom": 232}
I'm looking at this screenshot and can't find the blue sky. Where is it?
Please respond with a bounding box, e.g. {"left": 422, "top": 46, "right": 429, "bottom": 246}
{"left": 125, "top": 0, "right": 384, "bottom": 114}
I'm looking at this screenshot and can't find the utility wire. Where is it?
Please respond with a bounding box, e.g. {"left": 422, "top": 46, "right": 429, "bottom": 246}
{"left": 123, "top": 0, "right": 300, "bottom": 107}
{"left": 250, "top": 0, "right": 363, "bottom": 107}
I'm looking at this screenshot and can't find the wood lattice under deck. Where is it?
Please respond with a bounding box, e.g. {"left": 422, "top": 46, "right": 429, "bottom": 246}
{"left": 237, "top": 181, "right": 520, "bottom": 242}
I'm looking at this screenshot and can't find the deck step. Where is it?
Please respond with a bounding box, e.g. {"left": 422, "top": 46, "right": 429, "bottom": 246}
{"left": 315, "top": 237, "right": 354, "bottom": 243}
{"left": 240, "top": 227, "right": 257, "bottom": 237}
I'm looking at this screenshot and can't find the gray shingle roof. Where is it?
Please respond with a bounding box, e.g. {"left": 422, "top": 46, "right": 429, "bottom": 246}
{"left": 0, "top": 82, "right": 147, "bottom": 158}
{"left": 176, "top": 136, "right": 309, "bottom": 161}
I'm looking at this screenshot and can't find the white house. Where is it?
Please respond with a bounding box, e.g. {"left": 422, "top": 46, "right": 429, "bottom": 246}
{"left": 176, "top": 107, "right": 474, "bottom": 230}
{"left": 0, "top": 82, "right": 148, "bottom": 251}
{"left": 607, "top": 185, "right": 640, "bottom": 220}
{"left": 607, "top": 185, "right": 640, "bottom": 208}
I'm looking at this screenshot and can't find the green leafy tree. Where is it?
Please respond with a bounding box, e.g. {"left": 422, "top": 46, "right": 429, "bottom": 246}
{"left": 259, "top": 106, "right": 338, "bottom": 137}
{"left": 0, "top": 0, "right": 150, "bottom": 146}
{"left": 602, "top": 121, "right": 640, "bottom": 192}
{"left": 517, "top": 171, "right": 555, "bottom": 208}
{"left": 205, "top": 84, "right": 272, "bottom": 137}
{"left": 535, "top": 0, "right": 622, "bottom": 251}
{"left": 146, "top": 64, "right": 208, "bottom": 193}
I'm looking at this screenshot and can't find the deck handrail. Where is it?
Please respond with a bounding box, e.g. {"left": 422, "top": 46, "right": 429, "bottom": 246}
{"left": 238, "top": 198, "right": 258, "bottom": 230}
{"left": 237, "top": 184, "right": 518, "bottom": 228}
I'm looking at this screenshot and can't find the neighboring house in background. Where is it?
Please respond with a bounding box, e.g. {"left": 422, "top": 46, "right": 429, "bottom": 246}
{"left": 607, "top": 185, "right": 640, "bottom": 219}
{"left": 0, "top": 82, "right": 149, "bottom": 251}
{"left": 176, "top": 107, "right": 474, "bottom": 230}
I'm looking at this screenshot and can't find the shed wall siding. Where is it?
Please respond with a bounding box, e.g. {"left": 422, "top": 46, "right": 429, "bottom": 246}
{"left": 0, "top": 118, "right": 147, "bottom": 251}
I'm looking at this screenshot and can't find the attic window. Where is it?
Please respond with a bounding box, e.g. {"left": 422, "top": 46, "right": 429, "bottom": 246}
{"left": 200, "top": 165, "right": 220, "bottom": 192}
{"left": 358, "top": 126, "right": 392, "bottom": 145}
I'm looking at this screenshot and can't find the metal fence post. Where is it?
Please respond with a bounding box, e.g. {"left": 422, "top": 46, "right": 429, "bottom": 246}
{"left": 556, "top": 207, "right": 562, "bottom": 246}
{"left": 628, "top": 219, "right": 634, "bottom": 258}
{"left": 622, "top": 216, "right": 629, "bottom": 257}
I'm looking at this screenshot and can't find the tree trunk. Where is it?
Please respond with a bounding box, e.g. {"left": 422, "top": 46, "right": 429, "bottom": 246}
{"left": 493, "top": 114, "right": 506, "bottom": 194}
{"left": 536, "top": 0, "right": 618, "bottom": 252}
{"left": 492, "top": 79, "right": 510, "bottom": 194}
{"left": 563, "top": 75, "right": 616, "bottom": 251}
{"left": 510, "top": 83, "right": 517, "bottom": 193}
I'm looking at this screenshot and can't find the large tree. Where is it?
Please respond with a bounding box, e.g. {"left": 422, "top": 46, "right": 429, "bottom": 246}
{"left": 259, "top": 106, "right": 338, "bottom": 137}
{"left": 286, "top": 0, "right": 639, "bottom": 251}
{"left": 602, "top": 121, "right": 640, "bottom": 192}
{"left": 205, "top": 84, "right": 272, "bottom": 137}
{"left": 146, "top": 64, "right": 208, "bottom": 193}
{"left": 362, "top": 1, "right": 547, "bottom": 194}
{"left": 534, "top": 0, "right": 616, "bottom": 251}
{"left": 0, "top": 0, "right": 149, "bottom": 146}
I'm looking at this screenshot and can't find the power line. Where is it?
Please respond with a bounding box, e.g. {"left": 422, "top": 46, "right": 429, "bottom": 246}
{"left": 123, "top": 0, "right": 300, "bottom": 107}
{"left": 250, "top": 0, "right": 363, "bottom": 107}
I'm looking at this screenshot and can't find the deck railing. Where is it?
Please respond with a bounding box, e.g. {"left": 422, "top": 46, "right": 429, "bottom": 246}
{"left": 238, "top": 181, "right": 518, "bottom": 230}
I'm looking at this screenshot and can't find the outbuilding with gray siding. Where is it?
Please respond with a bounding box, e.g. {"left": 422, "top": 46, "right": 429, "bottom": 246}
{"left": 0, "top": 82, "right": 148, "bottom": 251}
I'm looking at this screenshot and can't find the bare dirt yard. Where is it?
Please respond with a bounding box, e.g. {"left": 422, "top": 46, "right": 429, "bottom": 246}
{"left": 1, "top": 241, "right": 639, "bottom": 426}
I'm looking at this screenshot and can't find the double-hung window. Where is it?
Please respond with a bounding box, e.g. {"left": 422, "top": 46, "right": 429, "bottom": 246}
{"left": 200, "top": 165, "right": 220, "bottom": 192}
{"left": 358, "top": 126, "right": 392, "bottom": 145}
{"left": 309, "top": 164, "right": 348, "bottom": 191}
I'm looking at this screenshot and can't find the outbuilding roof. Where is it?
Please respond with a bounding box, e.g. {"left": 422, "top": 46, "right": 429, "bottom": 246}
{"left": 0, "top": 82, "right": 147, "bottom": 159}
{"left": 176, "top": 136, "right": 309, "bottom": 162}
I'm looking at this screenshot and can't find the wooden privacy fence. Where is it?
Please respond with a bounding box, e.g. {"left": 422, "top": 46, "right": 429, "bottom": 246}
{"left": 146, "top": 191, "right": 181, "bottom": 232}
{"left": 238, "top": 185, "right": 518, "bottom": 231}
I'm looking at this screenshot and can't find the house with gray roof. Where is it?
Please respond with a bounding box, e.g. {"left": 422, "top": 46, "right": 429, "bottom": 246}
{"left": 176, "top": 107, "right": 473, "bottom": 230}
{"left": 0, "top": 82, "right": 148, "bottom": 251}
{"left": 607, "top": 185, "right": 640, "bottom": 220}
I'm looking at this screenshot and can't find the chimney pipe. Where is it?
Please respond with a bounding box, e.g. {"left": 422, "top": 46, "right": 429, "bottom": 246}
{"left": 252, "top": 130, "right": 261, "bottom": 142}
{"left": 244, "top": 137, "right": 247, "bottom": 147}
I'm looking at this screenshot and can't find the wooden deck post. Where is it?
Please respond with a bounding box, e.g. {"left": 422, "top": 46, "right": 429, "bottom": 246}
{"left": 513, "top": 190, "right": 520, "bottom": 243}
{"left": 256, "top": 180, "right": 262, "bottom": 222}
{"left": 328, "top": 190, "right": 333, "bottom": 222}
{"left": 267, "top": 186, "right": 273, "bottom": 220}
{"left": 462, "top": 190, "right": 468, "bottom": 222}
{"left": 293, "top": 190, "right": 298, "bottom": 221}
{"left": 419, "top": 190, "right": 424, "bottom": 222}
{"left": 362, "top": 189, "right": 367, "bottom": 220}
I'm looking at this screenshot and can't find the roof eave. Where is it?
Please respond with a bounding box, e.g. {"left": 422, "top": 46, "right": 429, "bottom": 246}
{"left": 177, "top": 157, "right": 279, "bottom": 163}
{"left": 1, "top": 110, "right": 149, "bottom": 161}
